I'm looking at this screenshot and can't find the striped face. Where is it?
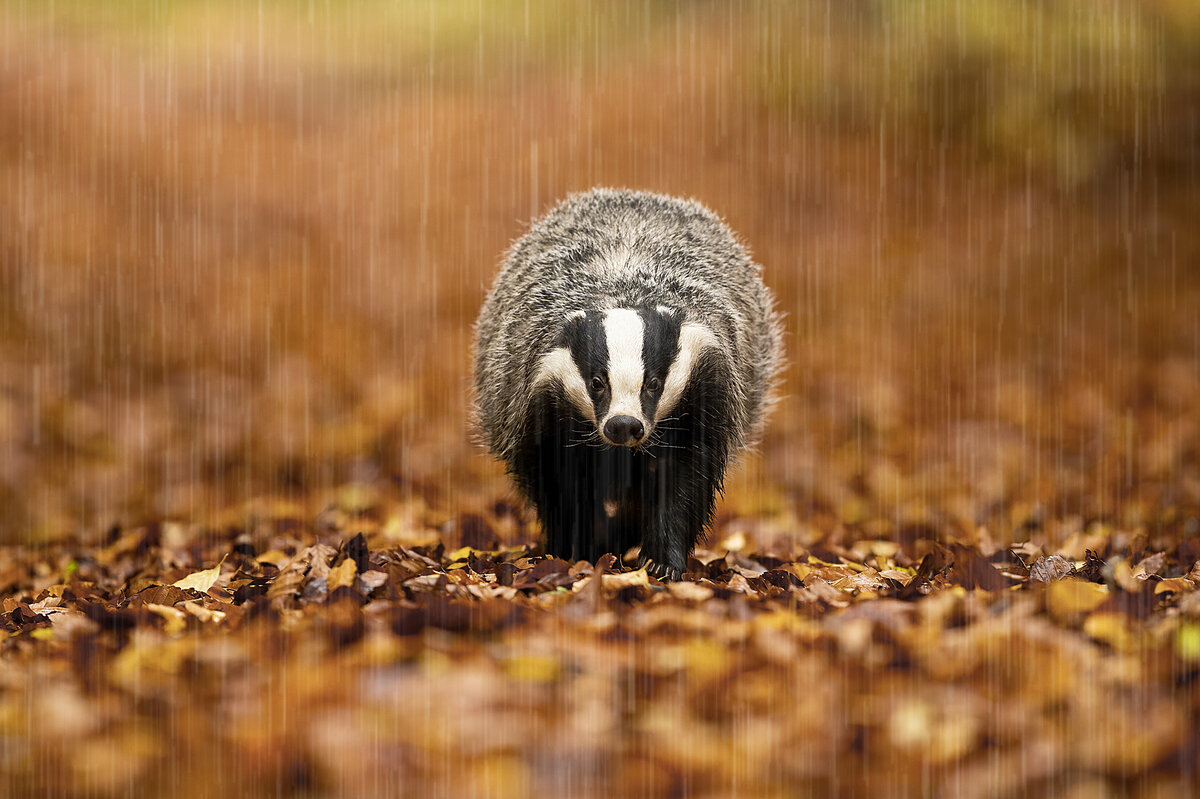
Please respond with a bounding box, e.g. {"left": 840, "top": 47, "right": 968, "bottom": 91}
{"left": 533, "top": 306, "right": 718, "bottom": 447}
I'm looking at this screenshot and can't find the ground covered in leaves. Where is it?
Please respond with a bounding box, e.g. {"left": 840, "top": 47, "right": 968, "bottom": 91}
{"left": 3, "top": 493, "right": 1199, "bottom": 798}
{"left": 3, "top": 3, "right": 1200, "bottom": 798}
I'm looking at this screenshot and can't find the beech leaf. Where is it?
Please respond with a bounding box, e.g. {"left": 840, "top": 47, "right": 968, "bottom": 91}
{"left": 172, "top": 556, "right": 227, "bottom": 593}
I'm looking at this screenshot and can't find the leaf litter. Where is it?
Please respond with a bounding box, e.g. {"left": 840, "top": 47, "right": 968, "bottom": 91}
{"left": 0, "top": 497, "right": 1196, "bottom": 799}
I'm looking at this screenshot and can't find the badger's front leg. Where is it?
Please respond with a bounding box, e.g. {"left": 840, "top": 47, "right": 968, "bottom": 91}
{"left": 512, "top": 397, "right": 597, "bottom": 562}
{"left": 637, "top": 446, "right": 723, "bottom": 581}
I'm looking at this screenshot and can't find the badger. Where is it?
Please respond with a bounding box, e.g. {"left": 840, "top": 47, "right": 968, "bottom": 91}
{"left": 473, "top": 188, "right": 782, "bottom": 581}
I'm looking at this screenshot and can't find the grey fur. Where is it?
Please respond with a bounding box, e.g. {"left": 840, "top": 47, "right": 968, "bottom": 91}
{"left": 473, "top": 187, "right": 783, "bottom": 468}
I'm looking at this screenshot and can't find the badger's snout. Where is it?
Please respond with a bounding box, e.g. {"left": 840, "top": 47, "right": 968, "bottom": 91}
{"left": 603, "top": 415, "right": 645, "bottom": 446}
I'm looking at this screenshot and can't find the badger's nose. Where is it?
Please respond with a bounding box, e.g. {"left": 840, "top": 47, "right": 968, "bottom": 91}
{"left": 603, "top": 415, "right": 645, "bottom": 446}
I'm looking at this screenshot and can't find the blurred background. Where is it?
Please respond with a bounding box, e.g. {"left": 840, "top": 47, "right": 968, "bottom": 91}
{"left": 2, "top": 0, "right": 1199, "bottom": 547}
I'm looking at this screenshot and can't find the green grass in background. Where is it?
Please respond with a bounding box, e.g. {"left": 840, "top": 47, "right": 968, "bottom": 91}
{"left": 13, "top": 0, "right": 1198, "bottom": 186}
{"left": 4, "top": 0, "right": 674, "bottom": 80}
{"left": 749, "top": 0, "right": 1200, "bottom": 186}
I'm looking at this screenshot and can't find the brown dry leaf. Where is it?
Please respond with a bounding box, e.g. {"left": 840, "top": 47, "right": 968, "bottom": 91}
{"left": 1134, "top": 551, "right": 1166, "bottom": 577}
{"left": 949, "top": 544, "right": 1014, "bottom": 591}
{"left": 880, "top": 569, "right": 913, "bottom": 585}
{"left": 834, "top": 568, "right": 888, "bottom": 594}
{"left": 1028, "top": 554, "right": 1074, "bottom": 582}
{"left": 357, "top": 570, "right": 388, "bottom": 593}
{"left": 803, "top": 575, "right": 852, "bottom": 606}
{"left": 172, "top": 555, "right": 227, "bottom": 593}
{"left": 138, "top": 585, "right": 186, "bottom": 606}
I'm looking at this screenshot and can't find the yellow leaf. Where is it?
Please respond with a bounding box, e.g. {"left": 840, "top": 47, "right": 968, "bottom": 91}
{"left": 683, "top": 638, "right": 730, "bottom": 680}
{"left": 145, "top": 603, "right": 188, "bottom": 636}
{"left": 1084, "top": 611, "right": 1143, "bottom": 653}
{"left": 173, "top": 555, "right": 227, "bottom": 593}
{"left": 445, "top": 546, "right": 473, "bottom": 562}
{"left": 667, "top": 582, "right": 714, "bottom": 602}
{"left": 29, "top": 628, "right": 53, "bottom": 641}
{"left": 503, "top": 654, "right": 561, "bottom": 683}
{"left": 1176, "top": 623, "right": 1200, "bottom": 662}
{"left": 1047, "top": 578, "right": 1109, "bottom": 620}
{"left": 327, "top": 558, "right": 358, "bottom": 592}
{"left": 889, "top": 699, "right": 932, "bottom": 748}
{"left": 255, "top": 549, "right": 290, "bottom": 568}
{"left": 181, "top": 600, "right": 226, "bottom": 624}
{"left": 601, "top": 568, "right": 649, "bottom": 590}
{"left": 1155, "top": 577, "right": 1194, "bottom": 595}
{"left": 784, "top": 563, "right": 813, "bottom": 580}
{"left": 717, "top": 531, "right": 747, "bottom": 553}
{"left": 753, "top": 610, "right": 823, "bottom": 641}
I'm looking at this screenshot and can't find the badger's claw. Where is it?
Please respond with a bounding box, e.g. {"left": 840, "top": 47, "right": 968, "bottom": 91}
{"left": 638, "top": 555, "right": 682, "bottom": 582}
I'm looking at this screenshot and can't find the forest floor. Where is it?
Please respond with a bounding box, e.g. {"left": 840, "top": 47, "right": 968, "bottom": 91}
{"left": 3, "top": 489, "right": 1200, "bottom": 798}
{"left": 2, "top": 4, "right": 1200, "bottom": 798}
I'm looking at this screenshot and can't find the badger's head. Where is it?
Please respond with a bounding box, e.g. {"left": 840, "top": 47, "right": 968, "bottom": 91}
{"left": 532, "top": 306, "right": 718, "bottom": 447}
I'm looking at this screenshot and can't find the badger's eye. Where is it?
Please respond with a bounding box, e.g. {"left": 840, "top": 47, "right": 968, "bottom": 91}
{"left": 644, "top": 377, "right": 662, "bottom": 394}
{"left": 589, "top": 375, "right": 606, "bottom": 394}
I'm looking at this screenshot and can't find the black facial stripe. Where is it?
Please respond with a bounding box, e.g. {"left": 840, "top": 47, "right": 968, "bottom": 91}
{"left": 558, "top": 311, "right": 612, "bottom": 420}
{"left": 638, "top": 306, "right": 682, "bottom": 421}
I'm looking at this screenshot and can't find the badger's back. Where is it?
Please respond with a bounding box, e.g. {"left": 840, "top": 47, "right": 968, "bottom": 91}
{"left": 474, "top": 188, "right": 782, "bottom": 466}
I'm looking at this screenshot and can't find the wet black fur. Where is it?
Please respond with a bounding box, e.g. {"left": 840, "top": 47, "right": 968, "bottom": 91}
{"left": 508, "top": 351, "right": 734, "bottom": 580}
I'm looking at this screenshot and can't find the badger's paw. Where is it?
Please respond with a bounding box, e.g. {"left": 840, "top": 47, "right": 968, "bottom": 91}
{"left": 638, "top": 554, "right": 683, "bottom": 583}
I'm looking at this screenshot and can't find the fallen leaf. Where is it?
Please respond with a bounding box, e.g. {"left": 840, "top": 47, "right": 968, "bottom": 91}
{"left": 138, "top": 585, "right": 186, "bottom": 606}
{"left": 357, "top": 570, "right": 388, "bottom": 593}
{"left": 602, "top": 568, "right": 649, "bottom": 591}
{"left": 327, "top": 558, "right": 358, "bottom": 592}
{"left": 181, "top": 601, "right": 226, "bottom": 624}
{"left": 172, "top": 556, "right": 227, "bottom": 593}
{"left": 949, "top": 544, "right": 1014, "bottom": 591}
{"left": 667, "top": 582, "right": 715, "bottom": 602}
{"left": 1029, "top": 554, "right": 1074, "bottom": 582}
{"left": 717, "top": 531, "right": 748, "bottom": 553}
{"left": 503, "top": 654, "right": 561, "bottom": 683}
{"left": 1083, "top": 611, "right": 1144, "bottom": 652}
{"left": 1154, "top": 577, "right": 1194, "bottom": 595}
{"left": 1176, "top": 623, "right": 1200, "bottom": 661}
{"left": 255, "top": 549, "right": 290, "bottom": 568}
{"left": 1134, "top": 551, "right": 1166, "bottom": 577}
{"left": 1047, "top": 579, "right": 1110, "bottom": 620}
{"left": 144, "top": 603, "right": 188, "bottom": 636}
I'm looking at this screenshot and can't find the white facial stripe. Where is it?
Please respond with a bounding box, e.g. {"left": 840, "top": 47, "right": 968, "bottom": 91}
{"left": 602, "top": 308, "right": 645, "bottom": 422}
{"left": 532, "top": 347, "right": 595, "bottom": 421}
{"left": 656, "top": 321, "right": 719, "bottom": 420}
